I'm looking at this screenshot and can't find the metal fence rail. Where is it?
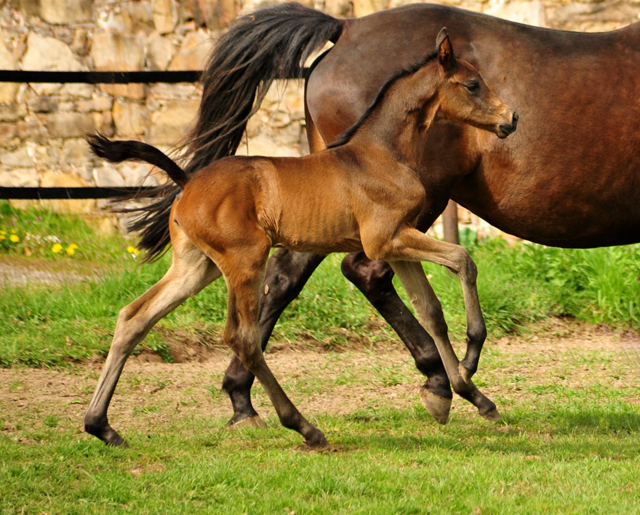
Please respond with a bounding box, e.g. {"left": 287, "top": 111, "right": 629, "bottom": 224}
{"left": 0, "top": 70, "right": 201, "bottom": 84}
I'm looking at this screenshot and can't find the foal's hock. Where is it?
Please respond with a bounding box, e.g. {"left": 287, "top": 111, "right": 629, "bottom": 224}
{"left": 85, "top": 31, "right": 516, "bottom": 447}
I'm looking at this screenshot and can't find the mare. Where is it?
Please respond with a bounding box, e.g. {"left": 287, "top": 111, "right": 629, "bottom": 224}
{"left": 84, "top": 32, "right": 516, "bottom": 447}
{"left": 158, "top": 3, "right": 639, "bottom": 429}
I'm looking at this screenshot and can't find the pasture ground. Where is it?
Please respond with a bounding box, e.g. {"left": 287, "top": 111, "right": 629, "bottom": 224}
{"left": 1, "top": 319, "right": 640, "bottom": 514}
{"left": 2, "top": 202, "right": 640, "bottom": 513}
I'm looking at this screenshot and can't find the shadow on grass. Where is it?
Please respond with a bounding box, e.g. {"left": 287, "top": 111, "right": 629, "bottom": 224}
{"left": 304, "top": 404, "right": 640, "bottom": 457}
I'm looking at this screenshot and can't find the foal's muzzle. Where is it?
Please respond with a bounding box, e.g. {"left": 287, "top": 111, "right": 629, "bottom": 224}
{"left": 497, "top": 112, "right": 518, "bottom": 139}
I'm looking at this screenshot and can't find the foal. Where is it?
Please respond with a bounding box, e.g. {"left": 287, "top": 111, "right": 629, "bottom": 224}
{"left": 85, "top": 31, "right": 517, "bottom": 447}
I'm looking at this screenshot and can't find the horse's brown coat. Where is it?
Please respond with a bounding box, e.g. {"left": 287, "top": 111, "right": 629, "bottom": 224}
{"left": 221, "top": 4, "right": 640, "bottom": 429}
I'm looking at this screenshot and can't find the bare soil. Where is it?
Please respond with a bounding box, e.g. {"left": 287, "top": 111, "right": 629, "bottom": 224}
{"left": 1, "top": 318, "right": 639, "bottom": 440}
{"left": 0, "top": 256, "right": 101, "bottom": 286}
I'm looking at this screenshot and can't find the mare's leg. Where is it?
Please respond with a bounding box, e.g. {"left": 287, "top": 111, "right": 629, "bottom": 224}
{"left": 390, "top": 260, "right": 499, "bottom": 420}
{"left": 84, "top": 230, "right": 221, "bottom": 446}
{"left": 341, "top": 252, "right": 452, "bottom": 424}
{"left": 223, "top": 250, "right": 326, "bottom": 427}
{"left": 218, "top": 241, "right": 328, "bottom": 447}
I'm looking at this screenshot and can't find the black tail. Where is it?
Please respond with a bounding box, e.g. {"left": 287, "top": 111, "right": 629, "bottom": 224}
{"left": 119, "top": 3, "right": 343, "bottom": 262}
{"left": 87, "top": 134, "right": 189, "bottom": 188}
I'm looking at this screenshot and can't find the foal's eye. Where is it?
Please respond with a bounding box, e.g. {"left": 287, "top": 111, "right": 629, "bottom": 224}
{"left": 464, "top": 81, "right": 480, "bottom": 93}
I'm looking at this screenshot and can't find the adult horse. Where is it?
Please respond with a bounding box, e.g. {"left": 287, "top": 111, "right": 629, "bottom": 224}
{"left": 123, "top": 3, "right": 640, "bottom": 428}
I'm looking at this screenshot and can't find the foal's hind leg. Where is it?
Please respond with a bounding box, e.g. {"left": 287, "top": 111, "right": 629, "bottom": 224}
{"left": 84, "top": 233, "right": 221, "bottom": 446}
{"left": 222, "top": 250, "right": 326, "bottom": 428}
{"left": 216, "top": 242, "right": 328, "bottom": 447}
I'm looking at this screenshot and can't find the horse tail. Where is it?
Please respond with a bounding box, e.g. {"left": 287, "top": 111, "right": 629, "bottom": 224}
{"left": 87, "top": 135, "right": 189, "bottom": 188}
{"left": 120, "top": 3, "right": 344, "bottom": 262}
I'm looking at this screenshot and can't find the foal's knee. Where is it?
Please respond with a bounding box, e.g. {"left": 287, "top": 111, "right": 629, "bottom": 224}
{"left": 453, "top": 247, "right": 478, "bottom": 283}
{"left": 467, "top": 323, "right": 487, "bottom": 347}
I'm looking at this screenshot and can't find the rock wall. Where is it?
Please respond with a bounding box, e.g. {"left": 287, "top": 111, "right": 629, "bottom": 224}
{"left": 1, "top": 0, "right": 639, "bottom": 218}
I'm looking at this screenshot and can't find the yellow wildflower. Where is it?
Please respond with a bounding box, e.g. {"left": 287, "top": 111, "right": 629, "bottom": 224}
{"left": 127, "top": 246, "right": 140, "bottom": 255}
{"left": 52, "top": 243, "right": 63, "bottom": 253}
{"left": 10, "top": 229, "right": 16, "bottom": 234}
{"left": 0, "top": 235, "right": 5, "bottom": 241}
{"left": 69, "top": 244, "right": 79, "bottom": 250}
{"left": 9, "top": 235, "right": 19, "bottom": 243}
{"left": 0, "top": 230, "right": 6, "bottom": 235}
{"left": 66, "top": 246, "right": 76, "bottom": 255}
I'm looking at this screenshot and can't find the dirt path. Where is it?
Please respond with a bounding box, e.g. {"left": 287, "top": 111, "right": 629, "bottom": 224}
{"left": 2, "top": 318, "right": 639, "bottom": 441}
{"left": 0, "top": 257, "right": 100, "bottom": 286}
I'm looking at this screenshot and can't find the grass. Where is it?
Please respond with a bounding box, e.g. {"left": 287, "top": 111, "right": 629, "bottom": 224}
{"left": 2, "top": 415, "right": 639, "bottom": 514}
{"left": 1, "top": 340, "right": 639, "bottom": 514}
{"left": 4, "top": 200, "right": 640, "bottom": 367}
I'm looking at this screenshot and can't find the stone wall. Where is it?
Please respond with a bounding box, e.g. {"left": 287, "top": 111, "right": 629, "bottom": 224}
{"left": 1, "top": 0, "right": 639, "bottom": 218}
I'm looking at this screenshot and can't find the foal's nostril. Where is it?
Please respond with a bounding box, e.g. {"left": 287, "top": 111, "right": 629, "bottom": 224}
{"left": 498, "top": 111, "right": 518, "bottom": 137}
{"left": 511, "top": 112, "right": 519, "bottom": 130}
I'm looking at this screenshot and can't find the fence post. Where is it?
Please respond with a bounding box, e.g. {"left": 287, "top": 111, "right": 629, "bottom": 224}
{"left": 443, "top": 199, "right": 460, "bottom": 245}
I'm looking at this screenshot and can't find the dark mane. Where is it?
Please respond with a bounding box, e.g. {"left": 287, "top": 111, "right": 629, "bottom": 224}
{"left": 327, "top": 50, "right": 439, "bottom": 149}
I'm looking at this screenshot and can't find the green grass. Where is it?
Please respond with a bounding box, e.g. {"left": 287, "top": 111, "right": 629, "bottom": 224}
{"left": 1, "top": 389, "right": 639, "bottom": 513}
{"left": 4, "top": 201, "right": 640, "bottom": 367}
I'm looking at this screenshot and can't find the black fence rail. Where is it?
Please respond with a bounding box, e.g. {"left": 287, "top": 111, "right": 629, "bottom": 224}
{"left": 0, "top": 68, "right": 310, "bottom": 200}
{"left": 0, "top": 70, "right": 201, "bottom": 84}
{"left": 0, "top": 186, "right": 158, "bottom": 200}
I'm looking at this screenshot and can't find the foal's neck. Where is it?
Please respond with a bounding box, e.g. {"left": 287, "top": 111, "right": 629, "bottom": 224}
{"left": 347, "top": 63, "right": 441, "bottom": 170}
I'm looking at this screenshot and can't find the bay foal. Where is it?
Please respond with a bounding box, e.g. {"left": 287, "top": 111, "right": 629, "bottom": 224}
{"left": 85, "top": 32, "right": 517, "bottom": 447}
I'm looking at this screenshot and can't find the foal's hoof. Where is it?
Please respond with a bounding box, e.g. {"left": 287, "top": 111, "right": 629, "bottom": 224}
{"left": 420, "top": 388, "right": 452, "bottom": 425}
{"left": 85, "top": 421, "right": 127, "bottom": 447}
{"left": 304, "top": 431, "right": 330, "bottom": 450}
{"left": 458, "top": 363, "right": 474, "bottom": 384}
{"left": 479, "top": 406, "right": 502, "bottom": 422}
{"left": 227, "top": 415, "right": 267, "bottom": 429}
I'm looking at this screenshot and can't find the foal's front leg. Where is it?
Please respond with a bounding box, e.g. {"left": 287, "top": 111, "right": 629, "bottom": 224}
{"left": 340, "top": 252, "right": 453, "bottom": 424}
{"left": 375, "top": 228, "right": 488, "bottom": 381}
{"left": 222, "top": 250, "right": 327, "bottom": 428}
{"left": 390, "top": 260, "right": 499, "bottom": 421}
{"left": 367, "top": 227, "right": 499, "bottom": 420}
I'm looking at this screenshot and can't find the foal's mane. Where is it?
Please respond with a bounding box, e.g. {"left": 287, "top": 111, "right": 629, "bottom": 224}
{"left": 327, "top": 49, "right": 439, "bottom": 149}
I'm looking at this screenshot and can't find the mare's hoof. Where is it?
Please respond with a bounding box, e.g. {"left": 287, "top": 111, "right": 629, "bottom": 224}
{"left": 227, "top": 415, "right": 267, "bottom": 429}
{"left": 458, "top": 364, "right": 474, "bottom": 384}
{"left": 295, "top": 439, "right": 335, "bottom": 453}
{"left": 479, "top": 406, "right": 502, "bottom": 422}
{"left": 420, "top": 388, "right": 451, "bottom": 425}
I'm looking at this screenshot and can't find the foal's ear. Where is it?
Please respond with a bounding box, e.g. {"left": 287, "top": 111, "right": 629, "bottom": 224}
{"left": 436, "top": 27, "right": 454, "bottom": 70}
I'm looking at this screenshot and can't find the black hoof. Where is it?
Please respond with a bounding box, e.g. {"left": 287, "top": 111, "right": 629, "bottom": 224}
{"left": 304, "top": 430, "right": 329, "bottom": 449}
{"left": 85, "top": 420, "right": 127, "bottom": 447}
